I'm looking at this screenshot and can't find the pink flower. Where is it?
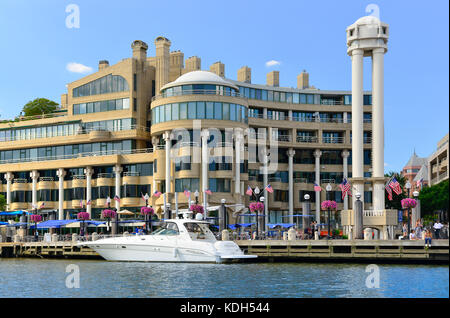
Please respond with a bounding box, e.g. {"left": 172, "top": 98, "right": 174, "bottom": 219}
{"left": 30, "top": 214, "right": 42, "bottom": 222}
{"left": 189, "top": 204, "right": 204, "bottom": 214}
{"left": 401, "top": 198, "right": 417, "bottom": 209}
{"left": 321, "top": 200, "right": 337, "bottom": 210}
{"left": 140, "top": 207, "right": 154, "bottom": 215}
{"left": 102, "top": 209, "right": 117, "bottom": 218}
{"left": 77, "top": 212, "right": 90, "bottom": 220}
{"left": 249, "top": 202, "right": 264, "bottom": 212}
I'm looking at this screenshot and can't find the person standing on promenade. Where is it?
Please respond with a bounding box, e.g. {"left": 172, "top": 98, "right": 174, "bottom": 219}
{"left": 433, "top": 220, "right": 443, "bottom": 239}
{"left": 414, "top": 220, "right": 423, "bottom": 240}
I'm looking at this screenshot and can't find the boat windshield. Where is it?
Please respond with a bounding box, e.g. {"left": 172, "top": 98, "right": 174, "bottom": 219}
{"left": 151, "top": 222, "right": 179, "bottom": 236}
{"left": 183, "top": 222, "right": 216, "bottom": 241}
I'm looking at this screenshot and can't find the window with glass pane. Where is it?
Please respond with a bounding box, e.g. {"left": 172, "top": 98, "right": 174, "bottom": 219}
{"left": 172, "top": 103, "right": 179, "bottom": 120}
{"left": 188, "top": 102, "right": 196, "bottom": 119}
{"left": 222, "top": 103, "right": 230, "bottom": 120}
{"left": 206, "top": 102, "right": 214, "bottom": 119}
{"left": 179, "top": 103, "right": 187, "bottom": 120}
{"left": 197, "top": 101, "right": 205, "bottom": 119}
{"left": 165, "top": 104, "right": 172, "bottom": 121}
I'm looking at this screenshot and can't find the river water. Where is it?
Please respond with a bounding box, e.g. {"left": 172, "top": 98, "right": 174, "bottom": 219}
{"left": 0, "top": 259, "right": 447, "bottom": 298}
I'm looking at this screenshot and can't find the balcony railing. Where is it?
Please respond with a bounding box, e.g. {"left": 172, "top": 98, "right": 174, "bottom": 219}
{"left": 72, "top": 175, "right": 86, "bottom": 180}
{"left": 123, "top": 172, "right": 140, "bottom": 177}
{"left": 0, "top": 148, "right": 154, "bottom": 165}
{"left": 321, "top": 179, "right": 335, "bottom": 184}
{"left": 151, "top": 89, "right": 243, "bottom": 101}
{"left": 97, "top": 173, "right": 113, "bottom": 179}
{"left": 39, "top": 177, "right": 54, "bottom": 182}
{"left": 0, "top": 111, "right": 67, "bottom": 124}
{"left": 0, "top": 125, "right": 150, "bottom": 143}
{"left": 364, "top": 137, "right": 372, "bottom": 144}
{"left": 363, "top": 210, "right": 385, "bottom": 217}
{"left": 296, "top": 136, "right": 318, "bottom": 143}
{"left": 294, "top": 178, "right": 308, "bottom": 183}
{"left": 272, "top": 135, "right": 291, "bottom": 142}
{"left": 320, "top": 100, "right": 344, "bottom": 106}
{"left": 268, "top": 177, "right": 282, "bottom": 182}
{"left": 13, "top": 178, "right": 27, "bottom": 184}
{"left": 322, "top": 136, "right": 345, "bottom": 144}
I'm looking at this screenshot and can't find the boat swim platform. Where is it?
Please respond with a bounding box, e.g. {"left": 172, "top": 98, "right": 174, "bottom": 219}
{"left": 1, "top": 240, "right": 448, "bottom": 264}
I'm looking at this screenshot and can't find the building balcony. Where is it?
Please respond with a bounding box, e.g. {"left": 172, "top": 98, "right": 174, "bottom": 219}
{"left": 296, "top": 136, "right": 318, "bottom": 143}
{"left": 322, "top": 136, "right": 345, "bottom": 144}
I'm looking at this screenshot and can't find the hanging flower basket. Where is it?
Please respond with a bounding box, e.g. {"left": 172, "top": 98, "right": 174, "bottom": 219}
{"left": 249, "top": 202, "right": 264, "bottom": 213}
{"left": 102, "top": 209, "right": 117, "bottom": 219}
{"left": 189, "top": 204, "right": 204, "bottom": 214}
{"left": 321, "top": 200, "right": 337, "bottom": 210}
{"left": 401, "top": 198, "right": 417, "bottom": 209}
{"left": 140, "top": 207, "right": 154, "bottom": 215}
{"left": 30, "top": 214, "right": 42, "bottom": 223}
{"left": 77, "top": 212, "right": 90, "bottom": 220}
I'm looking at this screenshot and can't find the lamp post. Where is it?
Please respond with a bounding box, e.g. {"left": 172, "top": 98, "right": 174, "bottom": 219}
{"left": 220, "top": 198, "right": 226, "bottom": 232}
{"left": 303, "top": 194, "right": 310, "bottom": 232}
{"left": 259, "top": 196, "right": 265, "bottom": 239}
{"left": 144, "top": 193, "right": 150, "bottom": 232}
{"left": 326, "top": 183, "right": 332, "bottom": 239}
{"left": 194, "top": 190, "right": 199, "bottom": 205}
{"left": 405, "top": 181, "right": 411, "bottom": 238}
{"left": 254, "top": 187, "right": 260, "bottom": 238}
{"left": 413, "top": 190, "right": 419, "bottom": 232}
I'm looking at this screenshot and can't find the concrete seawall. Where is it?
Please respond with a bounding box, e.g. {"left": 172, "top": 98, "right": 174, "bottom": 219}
{"left": 1, "top": 240, "right": 448, "bottom": 264}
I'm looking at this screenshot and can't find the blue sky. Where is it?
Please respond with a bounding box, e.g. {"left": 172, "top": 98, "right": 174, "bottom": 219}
{"left": 0, "top": 0, "right": 448, "bottom": 173}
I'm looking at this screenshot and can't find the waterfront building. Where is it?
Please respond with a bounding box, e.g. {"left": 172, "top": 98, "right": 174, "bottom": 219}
{"left": 401, "top": 151, "right": 428, "bottom": 192}
{"left": 428, "top": 133, "right": 449, "bottom": 186}
{"left": 0, "top": 34, "right": 375, "bottom": 229}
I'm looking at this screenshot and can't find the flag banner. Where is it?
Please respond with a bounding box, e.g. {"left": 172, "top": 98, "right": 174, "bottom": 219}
{"left": 153, "top": 191, "right": 162, "bottom": 198}
{"left": 246, "top": 186, "right": 253, "bottom": 196}
{"left": 265, "top": 184, "right": 273, "bottom": 193}
{"left": 184, "top": 189, "right": 190, "bottom": 198}
{"left": 389, "top": 177, "right": 402, "bottom": 195}
{"left": 314, "top": 183, "right": 322, "bottom": 192}
{"left": 339, "top": 178, "right": 351, "bottom": 200}
{"left": 114, "top": 195, "right": 121, "bottom": 202}
{"left": 205, "top": 189, "right": 212, "bottom": 195}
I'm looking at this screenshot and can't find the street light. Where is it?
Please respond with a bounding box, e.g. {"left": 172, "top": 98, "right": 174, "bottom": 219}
{"left": 194, "top": 190, "right": 199, "bottom": 204}
{"left": 405, "top": 181, "right": 412, "bottom": 238}
{"left": 304, "top": 194, "right": 311, "bottom": 232}
{"left": 326, "top": 183, "right": 332, "bottom": 239}
{"left": 220, "top": 198, "right": 226, "bottom": 232}
{"left": 413, "top": 190, "right": 419, "bottom": 230}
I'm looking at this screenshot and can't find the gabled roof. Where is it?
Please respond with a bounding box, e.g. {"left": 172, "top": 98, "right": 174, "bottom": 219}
{"left": 413, "top": 164, "right": 428, "bottom": 182}
{"left": 404, "top": 151, "right": 428, "bottom": 168}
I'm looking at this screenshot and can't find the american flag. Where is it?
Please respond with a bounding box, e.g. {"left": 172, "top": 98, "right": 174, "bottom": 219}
{"left": 86, "top": 200, "right": 91, "bottom": 206}
{"left": 416, "top": 178, "right": 423, "bottom": 189}
{"left": 184, "top": 189, "right": 190, "bottom": 198}
{"left": 339, "top": 178, "right": 351, "bottom": 200}
{"left": 205, "top": 189, "right": 212, "bottom": 195}
{"left": 246, "top": 186, "right": 253, "bottom": 196}
{"left": 39, "top": 202, "right": 45, "bottom": 209}
{"left": 79, "top": 200, "right": 83, "bottom": 208}
{"left": 385, "top": 182, "right": 393, "bottom": 201}
{"left": 265, "top": 184, "right": 273, "bottom": 193}
{"left": 314, "top": 183, "right": 322, "bottom": 192}
{"left": 153, "top": 191, "right": 162, "bottom": 198}
{"left": 389, "top": 177, "right": 402, "bottom": 195}
{"left": 114, "top": 195, "right": 121, "bottom": 202}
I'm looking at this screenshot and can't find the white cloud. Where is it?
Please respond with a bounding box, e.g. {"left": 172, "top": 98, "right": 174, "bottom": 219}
{"left": 384, "top": 162, "right": 389, "bottom": 167}
{"left": 265, "top": 60, "right": 281, "bottom": 67}
{"left": 66, "top": 62, "right": 93, "bottom": 74}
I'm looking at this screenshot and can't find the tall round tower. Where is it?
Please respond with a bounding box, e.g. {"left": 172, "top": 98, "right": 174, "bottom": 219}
{"left": 347, "top": 15, "right": 389, "bottom": 211}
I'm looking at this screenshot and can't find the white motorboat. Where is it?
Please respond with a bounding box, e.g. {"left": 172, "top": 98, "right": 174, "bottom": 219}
{"left": 78, "top": 216, "right": 257, "bottom": 263}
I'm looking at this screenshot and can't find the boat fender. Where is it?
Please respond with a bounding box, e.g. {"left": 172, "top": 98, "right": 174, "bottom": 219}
{"left": 173, "top": 247, "right": 178, "bottom": 258}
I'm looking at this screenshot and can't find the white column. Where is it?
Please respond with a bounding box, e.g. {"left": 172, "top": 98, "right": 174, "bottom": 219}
{"left": 84, "top": 167, "right": 93, "bottom": 217}
{"left": 342, "top": 150, "right": 350, "bottom": 210}
{"left": 5, "top": 172, "right": 13, "bottom": 210}
{"left": 30, "top": 170, "right": 39, "bottom": 211}
{"left": 56, "top": 169, "right": 65, "bottom": 220}
{"left": 314, "top": 149, "right": 322, "bottom": 222}
{"left": 235, "top": 131, "right": 242, "bottom": 194}
{"left": 201, "top": 129, "right": 209, "bottom": 200}
{"left": 163, "top": 131, "right": 172, "bottom": 193}
{"left": 287, "top": 148, "right": 295, "bottom": 224}
{"left": 113, "top": 165, "right": 122, "bottom": 211}
{"left": 151, "top": 136, "right": 159, "bottom": 194}
{"left": 351, "top": 48, "right": 365, "bottom": 205}
{"left": 372, "top": 48, "right": 385, "bottom": 211}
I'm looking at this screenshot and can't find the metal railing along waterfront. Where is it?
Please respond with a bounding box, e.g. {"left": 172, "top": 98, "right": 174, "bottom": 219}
{"left": 0, "top": 148, "right": 154, "bottom": 165}
{"left": 152, "top": 89, "right": 244, "bottom": 101}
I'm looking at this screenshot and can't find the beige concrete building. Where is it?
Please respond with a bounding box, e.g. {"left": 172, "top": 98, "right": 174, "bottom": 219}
{"left": 0, "top": 37, "right": 376, "bottom": 229}
{"left": 428, "top": 133, "right": 449, "bottom": 186}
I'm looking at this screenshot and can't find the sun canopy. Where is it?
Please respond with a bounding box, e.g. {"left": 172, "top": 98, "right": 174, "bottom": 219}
{"left": 267, "top": 223, "right": 295, "bottom": 229}
{"left": 0, "top": 211, "right": 32, "bottom": 216}
{"left": 228, "top": 223, "right": 255, "bottom": 230}
{"left": 238, "top": 214, "right": 266, "bottom": 217}
{"left": 31, "top": 220, "right": 78, "bottom": 229}
{"left": 282, "top": 214, "right": 313, "bottom": 217}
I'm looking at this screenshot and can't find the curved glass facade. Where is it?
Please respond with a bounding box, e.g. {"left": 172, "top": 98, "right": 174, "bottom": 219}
{"left": 152, "top": 102, "right": 248, "bottom": 124}
{"left": 73, "top": 74, "right": 129, "bottom": 98}
{"left": 161, "top": 84, "right": 239, "bottom": 98}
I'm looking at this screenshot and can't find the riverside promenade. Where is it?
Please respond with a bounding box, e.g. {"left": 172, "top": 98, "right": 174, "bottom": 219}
{"left": 1, "top": 239, "right": 448, "bottom": 264}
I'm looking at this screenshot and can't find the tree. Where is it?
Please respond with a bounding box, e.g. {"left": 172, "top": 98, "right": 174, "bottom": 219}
{"left": 0, "top": 194, "right": 6, "bottom": 211}
{"left": 22, "top": 98, "right": 59, "bottom": 117}
{"left": 384, "top": 171, "right": 407, "bottom": 210}
{"left": 419, "top": 179, "right": 449, "bottom": 219}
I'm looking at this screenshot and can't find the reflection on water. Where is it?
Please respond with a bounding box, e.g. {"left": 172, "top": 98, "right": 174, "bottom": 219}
{"left": 0, "top": 259, "right": 448, "bottom": 298}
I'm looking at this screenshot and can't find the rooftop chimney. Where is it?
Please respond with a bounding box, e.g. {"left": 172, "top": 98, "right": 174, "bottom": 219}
{"left": 98, "top": 60, "right": 109, "bottom": 70}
